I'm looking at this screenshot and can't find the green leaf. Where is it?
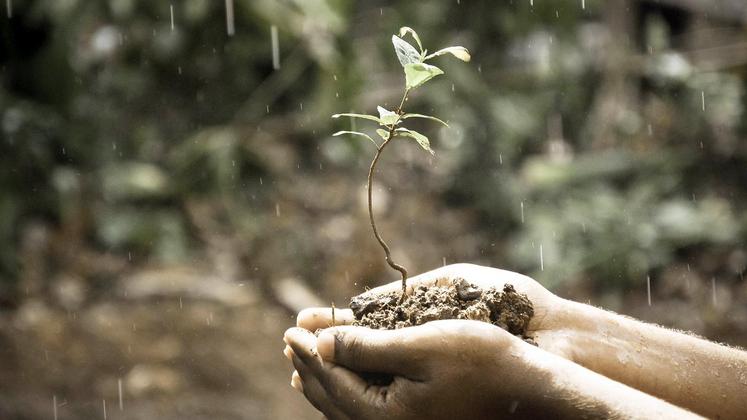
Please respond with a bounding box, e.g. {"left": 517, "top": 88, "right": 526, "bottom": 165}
{"left": 376, "top": 106, "right": 399, "bottom": 126}
{"left": 398, "top": 27, "right": 423, "bottom": 52}
{"left": 332, "top": 131, "right": 378, "bottom": 147}
{"left": 376, "top": 129, "right": 390, "bottom": 140}
{"left": 404, "top": 63, "right": 444, "bottom": 90}
{"left": 395, "top": 128, "right": 434, "bottom": 155}
{"left": 331, "top": 113, "right": 382, "bottom": 124}
{"left": 424, "top": 46, "right": 471, "bottom": 62}
{"left": 402, "top": 113, "right": 449, "bottom": 127}
{"left": 392, "top": 35, "right": 421, "bottom": 67}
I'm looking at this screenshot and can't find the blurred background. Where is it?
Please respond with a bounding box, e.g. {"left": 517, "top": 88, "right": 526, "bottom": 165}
{"left": 1, "top": 0, "right": 747, "bottom": 418}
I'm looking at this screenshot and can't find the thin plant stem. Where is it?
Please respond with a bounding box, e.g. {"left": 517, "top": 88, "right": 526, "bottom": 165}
{"left": 367, "top": 89, "right": 411, "bottom": 302}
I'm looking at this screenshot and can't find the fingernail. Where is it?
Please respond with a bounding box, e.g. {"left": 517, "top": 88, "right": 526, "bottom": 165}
{"left": 316, "top": 330, "right": 335, "bottom": 361}
{"left": 283, "top": 345, "right": 293, "bottom": 360}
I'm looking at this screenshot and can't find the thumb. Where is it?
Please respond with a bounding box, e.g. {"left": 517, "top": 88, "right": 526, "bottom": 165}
{"left": 316, "top": 326, "right": 425, "bottom": 379}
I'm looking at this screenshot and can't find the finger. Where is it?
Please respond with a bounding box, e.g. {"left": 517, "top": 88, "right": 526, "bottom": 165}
{"left": 297, "top": 307, "right": 354, "bottom": 331}
{"left": 285, "top": 327, "right": 322, "bottom": 369}
{"left": 284, "top": 345, "right": 295, "bottom": 361}
{"left": 291, "top": 370, "right": 303, "bottom": 392}
{"left": 294, "top": 352, "right": 379, "bottom": 419}
{"left": 316, "top": 326, "right": 426, "bottom": 378}
{"left": 292, "top": 357, "right": 349, "bottom": 420}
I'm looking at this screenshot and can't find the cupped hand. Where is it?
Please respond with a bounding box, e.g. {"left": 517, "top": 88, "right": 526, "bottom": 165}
{"left": 284, "top": 319, "right": 547, "bottom": 420}
{"left": 296, "top": 264, "right": 572, "bottom": 357}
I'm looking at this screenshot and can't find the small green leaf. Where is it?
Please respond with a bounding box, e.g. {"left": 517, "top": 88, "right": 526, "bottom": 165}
{"left": 404, "top": 63, "right": 444, "bottom": 90}
{"left": 376, "top": 129, "right": 389, "bottom": 140}
{"left": 398, "top": 27, "right": 423, "bottom": 52}
{"left": 331, "top": 113, "right": 382, "bottom": 124}
{"left": 376, "top": 106, "right": 399, "bottom": 126}
{"left": 332, "top": 130, "right": 378, "bottom": 147}
{"left": 402, "top": 113, "right": 449, "bottom": 127}
{"left": 424, "top": 46, "right": 471, "bottom": 62}
{"left": 395, "top": 128, "right": 434, "bottom": 155}
{"left": 392, "top": 35, "right": 421, "bottom": 67}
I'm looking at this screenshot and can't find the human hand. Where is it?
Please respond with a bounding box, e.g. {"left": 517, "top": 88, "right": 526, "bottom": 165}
{"left": 284, "top": 319, "right": 548, "bottom": 420}
{"left": 296, "top": 264, "right": 573, "bottom": 358}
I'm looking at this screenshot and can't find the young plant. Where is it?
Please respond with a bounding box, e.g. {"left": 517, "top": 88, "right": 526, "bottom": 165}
{"left": 332, "top": 27, "right": 470, "bottom": 301}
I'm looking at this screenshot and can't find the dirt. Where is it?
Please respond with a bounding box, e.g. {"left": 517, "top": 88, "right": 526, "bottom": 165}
{"left": 349, "top": 278, "right": 534, "bottom": 338}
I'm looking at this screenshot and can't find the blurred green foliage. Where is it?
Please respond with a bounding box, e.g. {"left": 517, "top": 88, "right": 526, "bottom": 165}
{"left": 1, "top": 0, "right": 746, "bottom": 300}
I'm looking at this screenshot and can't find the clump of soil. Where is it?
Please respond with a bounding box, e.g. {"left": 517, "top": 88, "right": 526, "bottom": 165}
{"left": 350, "top": 278, "right": 534, "bottom": 338}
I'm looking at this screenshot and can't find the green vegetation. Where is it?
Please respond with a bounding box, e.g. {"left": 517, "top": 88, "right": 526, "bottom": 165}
{"left": 332, "top": 27, "right": 470, "bottom": 300}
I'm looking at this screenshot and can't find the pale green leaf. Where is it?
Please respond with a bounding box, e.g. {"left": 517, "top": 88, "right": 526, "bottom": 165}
{"left": 402, "top": 113, "right": 449, "bottom": 127}
{"left": 391, "top": 35, "right": 421, "bottom": 67}
{"left": 398, "top": 26, "right": 423, "bottom": 52}
{"left": 332, "top": 130, "right": 378, "bottom": 147}
{"left": 331, "top": 113, "right": 382, "bottom": 124}
{"left": 395, "top": 128, "right": 434, "bottom": 155}
{"left": 376, "top": 129, "right": 390, "bottom": 140}
{"left": 424, "top": 46, "right": 471, "bottom": 62}
{"left": 376, "top": 106, "right": 400, "bottom": 126}
{"left": 404, "top": 63, "right": 444, "bottom": 90}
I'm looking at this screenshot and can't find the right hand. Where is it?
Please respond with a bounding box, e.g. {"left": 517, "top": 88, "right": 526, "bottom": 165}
{"left": 297, "top": 263, "right": 573, "bottom": 358}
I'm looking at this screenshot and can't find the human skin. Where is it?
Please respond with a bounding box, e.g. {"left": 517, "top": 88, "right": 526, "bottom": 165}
{"left": 284, "top": 321, "right": 701, "bottom": 419}
{"left": 287, "top": 264, "right": 747, "bottom": 419}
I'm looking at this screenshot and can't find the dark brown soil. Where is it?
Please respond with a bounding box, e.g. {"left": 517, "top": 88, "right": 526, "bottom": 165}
{"left": 349, "top": 278, "right": 534, "bottom": 338}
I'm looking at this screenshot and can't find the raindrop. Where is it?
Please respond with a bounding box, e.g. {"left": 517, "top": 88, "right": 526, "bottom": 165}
{"left": 711, "top": 277, "right": 717, "bottom": 306}
{"left": 499, "top": 153, "right": 503, "bottom": 164}
{"left": 520, "top": 201, "right": 525, "bottom": 223}
{"left": 581, "top": 0, "right": 585, "bottom": 10}
{"left": 6, "top": 0, "right": 11, "bottom": 18}
{"left": 477, "top": 64, "right": 482, "bottom": 73}
{"left": 647, "top": 123, "right": 652, "bottom": 136}
{"left": 275, "top": 203, "right": 280, "bottom": 217}
{"left": 128, "top": 251, "right": 131, "bottom": 261}
{"left": 530, "top": 0, "right": 533, "bottom": 7}
{"left": 300, "top": 102, "right": 303, "bottom": 111}
{"left": 103, "top": 399, "right": 108, "bottom": 420}
{"left": 118, "top": 378, "right": 123, "bottom": 410}
{"left": 179, "top": 296, "right": 183, "bottom": 308}
{"left": 701, "top": 91, "right": 705, "bottom": 111}
{"left": 271, "top": 25, "right": 280, "bottom": 70}
{"left": 177, "top": 66, "right": 182, "bottom": 75}
{"left": 170, "top": 4, "right": 175, "bottom": 31}
{"left": 443, "top": 257, "right": 447, "bottom": 267}
{"left": 509, "top": 400, "right": 519, "bottom": 413}
{"left": 451, "top": 83, "right": 455, "bottom": 92}
{"left": 380, "top": 8, "right": 383, "bottom": 15}
{"left": 539, "top": 244, "right": 544, "bottom": 271}
{"left": 259, "top": 177, "right": 263, "bottom": 185}
{"left": 266, "top": 105, "right": 270, "bottom": 114}
{"left": 646, "top": 275, "right": 651, "bottom": 306}
{"left": 53, "top": 395, "right": 58, "bottom": 420}
{"left": 225, "top": 0, "right": 235, "bottom": 36}
{"left": 333, "top": 74, "right": 338, "bottom": 81}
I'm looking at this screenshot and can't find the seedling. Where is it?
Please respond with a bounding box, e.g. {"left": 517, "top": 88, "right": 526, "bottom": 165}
{"left": 332, "top": 27, "right": 470, "bottom": 301}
